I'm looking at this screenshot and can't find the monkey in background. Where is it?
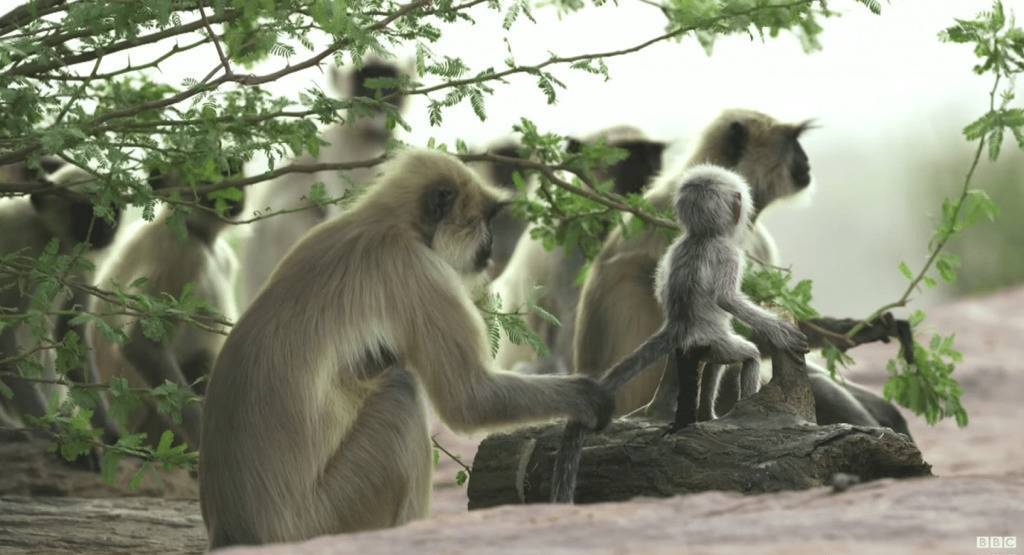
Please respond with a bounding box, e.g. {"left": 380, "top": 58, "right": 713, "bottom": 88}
{"left": 491, "top": 126, "right": 666, "bottom": 374}
{"left": 240, "top": 59, "right": 411, "bottom": 306}
{"left": 199, "top": 150, "right": 613, "bottom": 548}
{"left": 467, "top": 140, "right": 531, "bottom": 278}
{"left": 86, "top": 166, "right": 243, "bottom": 449}
{"left": 0, "top": 160, "right": 121, "bottom": 430}
{"left": 574, "top": 110, "right": 811, "bottom": 416}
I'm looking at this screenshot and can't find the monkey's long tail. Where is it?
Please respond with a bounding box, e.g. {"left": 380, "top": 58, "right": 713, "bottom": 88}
{"left": 550, "top": 326, "right": 676, "bottom": 503}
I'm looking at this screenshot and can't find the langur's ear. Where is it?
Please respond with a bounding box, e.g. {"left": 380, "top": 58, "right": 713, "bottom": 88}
{"left": 724, "top": 121, "right": 748, "bottom": 167}
{"left": 732, "top": 191, "right": 743, "bottom": 225}
{"left": 423, "top": 186, "right": 457, "bottom": 225}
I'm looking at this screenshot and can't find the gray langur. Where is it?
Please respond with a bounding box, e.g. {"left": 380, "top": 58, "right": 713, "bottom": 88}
{"left": 551, "top": 165, "right": 808, "bottom": 503}
{"left": 573, "top": 110, "right": 812, "bottom": 415}
{"left": 466, "top": 140, "right": 531, "bottom": 278}
{"left": 199, "top": 150, "right": 613, "bottom": 548}
{"left": 0, "top": 160, "right": 121, "bottom": 430}
{"left": 492, "top": 126, "right": 666, "bottom": 374}
{"left": 240, "top": 59, "right": 411, "bottom": 307}
{"left": 86, "top": 168, "right": 243, "bottom": 449}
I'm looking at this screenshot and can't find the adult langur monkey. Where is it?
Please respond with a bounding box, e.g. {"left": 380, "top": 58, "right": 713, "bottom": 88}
{"left": 466, "top": 140, "right": 532, "bottom": 278}
{"left": 199, "top": 150, "right": 614, "bottom": 548}
{"left": 87, "top": 164, "right": 243, "bottom": 449}
{"left": 240, "top": 58, "right": 411, "bottom": 306}
{"left": 492, "top": 126, "right": 666, "bottom": 374}
{"left": 0, "top": 160, "right": 121, "bottom": 433}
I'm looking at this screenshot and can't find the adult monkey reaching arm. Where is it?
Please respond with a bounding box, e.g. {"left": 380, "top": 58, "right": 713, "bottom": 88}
{"left": 200, "top": 150, "right": 613, "bottom": 548}
{"left": 551, "top": 165, "right": 808, "bottom": 503}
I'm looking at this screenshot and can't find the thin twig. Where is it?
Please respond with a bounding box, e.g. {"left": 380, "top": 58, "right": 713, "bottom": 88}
{"left": 431, "top": 434, "right": 472, "bottom": 475}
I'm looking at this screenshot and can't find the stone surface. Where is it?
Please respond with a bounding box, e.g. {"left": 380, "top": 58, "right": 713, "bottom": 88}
{"left": 0, "top": 496, "right": 205, "bottom": 555}
{"left": 220, "top": 475, "right": 1023, "bottom": 555}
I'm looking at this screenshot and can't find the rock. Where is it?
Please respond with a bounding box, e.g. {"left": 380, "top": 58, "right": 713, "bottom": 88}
{"left": 0, "top": 496, "right": 205, "bottom": 554}
{"left": 0, "top": 438, "right": 197, "bottom": 499}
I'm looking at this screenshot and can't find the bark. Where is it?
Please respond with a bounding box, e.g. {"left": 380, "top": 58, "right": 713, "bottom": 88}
{"left": 469, "top": 353, "right": 929, "bottom": 509}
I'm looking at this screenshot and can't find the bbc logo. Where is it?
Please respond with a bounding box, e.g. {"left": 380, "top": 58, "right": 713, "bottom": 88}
{"left": 977, "top": 536, "right": 1017, "bottom": 549}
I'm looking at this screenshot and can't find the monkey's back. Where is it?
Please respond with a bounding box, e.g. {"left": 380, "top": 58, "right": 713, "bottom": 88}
{"left": 200, "top": 213, "right": 412, "bottom": 544}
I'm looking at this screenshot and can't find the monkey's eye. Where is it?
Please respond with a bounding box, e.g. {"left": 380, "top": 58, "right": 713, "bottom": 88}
{"left": 423, "top": 186, "right": 457, "bottom": 224}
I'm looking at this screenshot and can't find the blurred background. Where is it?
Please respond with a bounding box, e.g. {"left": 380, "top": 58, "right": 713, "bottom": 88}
{"left": 11, "top": 0, "right": 1022, "bottom": 317}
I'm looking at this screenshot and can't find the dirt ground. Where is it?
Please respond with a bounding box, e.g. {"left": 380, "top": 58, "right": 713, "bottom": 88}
{"left": 1, "top": 287, "right": 1021, "bottom": 554}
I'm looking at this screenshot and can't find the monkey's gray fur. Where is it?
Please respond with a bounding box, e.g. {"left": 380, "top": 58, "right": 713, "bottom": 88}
{"left": 199, "top": 150, "right": 613, "bottom": 548}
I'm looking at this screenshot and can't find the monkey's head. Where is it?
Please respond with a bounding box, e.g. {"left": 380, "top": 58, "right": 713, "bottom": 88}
{"left": 330, "top": 58, "right": 411, "bottom": 140}
{"left": 673, "top": 165, "right": 753, "bottom": 238}
{"left": 568, "top": 126, "right": 666, "bottom": 198}
{"left": 148, "top": 157, "right": 246, "bottom": 240}
{"left": 693, "top": 109, "right": 814, "bottom": 218}
{"left": 372, "top": 150, "right": 508, "bottom": 276}
{"left": 33, "top": 164, "right": 122, "bottom": 249}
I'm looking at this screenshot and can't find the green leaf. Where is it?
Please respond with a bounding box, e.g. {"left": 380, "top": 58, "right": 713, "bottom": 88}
{"left": 898, "top": 261, "right": 913, "bottom": 280}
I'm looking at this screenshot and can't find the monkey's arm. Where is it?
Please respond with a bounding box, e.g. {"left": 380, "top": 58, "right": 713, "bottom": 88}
{"left": 719, "top": 293, "right": 808, "bottom": 354}
{"left": 120, "top": 324, "right": 202, "bottom": 446}
{"left": 551, "top": 325, "right": 677, "bottom": 503}
{"left": 403, "top": 276, "right": 613, "bottom": 433}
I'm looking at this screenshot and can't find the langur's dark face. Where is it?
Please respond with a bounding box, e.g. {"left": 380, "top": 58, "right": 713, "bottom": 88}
{"left": 610, "top": 140, "right": 666, "bottom": 197}
{"left": 790, "top": 137, "right": 811, "bottom": 189}
{"left": 420, "top": 178, "right": 508, "bottom": 276}
{"left": 31, "top": 193, "right": 121, "bottom": 249}
{"left": 353, "top": 63, "right": 405, "bottom": 112}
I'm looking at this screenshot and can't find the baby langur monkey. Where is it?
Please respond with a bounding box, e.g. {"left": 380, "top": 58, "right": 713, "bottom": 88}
{"left": 0, "top": 159, "right": 121, "bottom": 432}
{"left": 86, "top": 163, "right": 244, "bottom": 449}
{"left": 551, "top": 165, "right": 808, "bottom": 503}
{"left": 199, "top": 150, "right": 613, "bottom": 548}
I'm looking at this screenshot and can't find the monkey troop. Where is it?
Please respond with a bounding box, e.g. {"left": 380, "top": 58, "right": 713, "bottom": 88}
{"left": 1, "top": 64, "right": 915, "bottom": 548}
